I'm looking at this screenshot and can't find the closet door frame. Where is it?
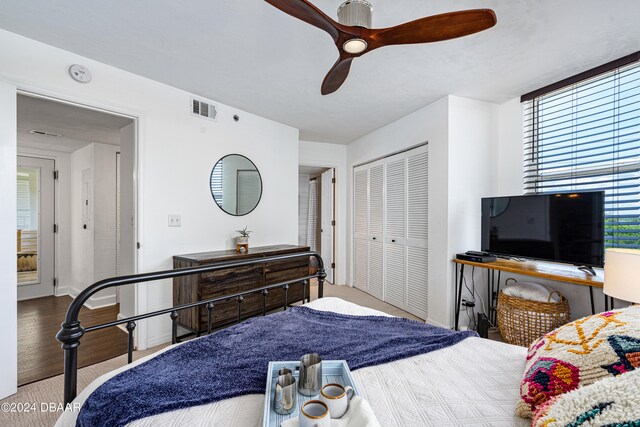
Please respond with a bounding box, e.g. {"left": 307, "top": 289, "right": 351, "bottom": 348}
{"left": 351, "top": 143, "right": 428, "bottom": 318}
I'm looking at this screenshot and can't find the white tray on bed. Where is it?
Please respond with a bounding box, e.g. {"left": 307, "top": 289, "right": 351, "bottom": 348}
{"left": 262, "top": 360, "right": 360, "bottom": 427}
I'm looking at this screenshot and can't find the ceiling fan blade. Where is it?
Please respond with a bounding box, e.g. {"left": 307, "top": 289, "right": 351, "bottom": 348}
{"left": 321, "top": 57, "right": 354, "bottom": 95}
{"left": 264, "top": 0, "right": 342, "bottom": 42}
{"left": 367, "top": 9, "right": 496, "bottom": 48}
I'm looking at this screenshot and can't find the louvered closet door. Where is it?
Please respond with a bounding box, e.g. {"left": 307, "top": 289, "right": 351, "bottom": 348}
{"left": 352, "top": 145, "right": 428, "bottom": 319}
{"left": 406, "top": 147, "right": 429, "bottom": 319}
{"left": 368, "top": 163, "right": 384, "bottom": 300}
{"left": 353, "top": 167, "right": 369, "bottom": 292}
{"left": 384, "top": 158, "right": 406, "bottom": 308}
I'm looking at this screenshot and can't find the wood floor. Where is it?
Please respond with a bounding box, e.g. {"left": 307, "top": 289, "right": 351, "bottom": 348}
{"left": 18, "top": 296, "right": 128, "bottom": 386}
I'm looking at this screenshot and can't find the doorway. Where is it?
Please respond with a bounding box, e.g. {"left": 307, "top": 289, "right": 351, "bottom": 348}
{"left": 16, "top": 93, "right": 136, "bottom": 385}
{"left": 299, "top": 166, "right": 335, "bottom": 284}
{"left": 16, "top": 156, "right": 55, "bottom": 300}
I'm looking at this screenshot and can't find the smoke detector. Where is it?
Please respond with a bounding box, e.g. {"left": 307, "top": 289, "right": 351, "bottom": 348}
{"left": 68, "top": 64, "right": 92, "bottom": 83}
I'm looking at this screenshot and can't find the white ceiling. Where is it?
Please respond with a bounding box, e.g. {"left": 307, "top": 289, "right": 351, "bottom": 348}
{"left": 2, "top": 1, "right": 640, "bottom": 144}
{"left": 299, "top": 165, "right": 330, "bottom": 177}
{"left": 17, "top": 94, "right": 133, "bottom": 153}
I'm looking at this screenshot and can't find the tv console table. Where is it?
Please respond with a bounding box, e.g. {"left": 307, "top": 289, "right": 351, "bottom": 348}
{"left": 453, "top": 258, "right": 610, "bottom": 331}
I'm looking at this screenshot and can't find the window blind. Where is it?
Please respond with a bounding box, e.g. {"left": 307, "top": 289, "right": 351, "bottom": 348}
{"left": 523, "top": 59, "right": 640, "bottom": 249}
{"left": 210, "top": 162, "right": 223, "bottom": 205}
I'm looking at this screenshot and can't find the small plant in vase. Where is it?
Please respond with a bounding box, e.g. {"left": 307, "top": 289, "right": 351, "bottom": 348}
{"left": 235, "top": 226, "right": 252, "bottom": 252}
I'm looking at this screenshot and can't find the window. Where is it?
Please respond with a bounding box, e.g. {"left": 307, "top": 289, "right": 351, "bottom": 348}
{"left": 523, "top": 52, "right": 640, "bottom": 249}
{"left": 17, "top": 168, "right": 38, "bottom": 230}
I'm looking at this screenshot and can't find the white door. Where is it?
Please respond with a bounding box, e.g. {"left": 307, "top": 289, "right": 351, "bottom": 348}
{"left": 368, "top": 162, "right": 384, "bottom": 300}
{"left": 384, "top": 158, "right": 406, "bottom": 308}
{"left": 353, "top": 167, "right": 369, "bottom": 292}
{"left": 17, "top": 156, "right": 55, "bottom": 300}
{"left": 405, "top": 148, "right": 429, "bottom": 318}
{"left": 320, "top": 169, "right": 334, "bottom": 284}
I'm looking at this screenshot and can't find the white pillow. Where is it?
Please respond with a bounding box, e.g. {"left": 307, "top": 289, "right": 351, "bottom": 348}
{"left": 502, "top": 282, "right": 561, "bottom": 303}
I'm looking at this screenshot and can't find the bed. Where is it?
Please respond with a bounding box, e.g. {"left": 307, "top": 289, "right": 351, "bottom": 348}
{"left": 56, "top": 297, "right": 528, "bottom": 427}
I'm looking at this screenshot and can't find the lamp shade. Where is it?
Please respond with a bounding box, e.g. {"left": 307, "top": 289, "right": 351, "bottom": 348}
{"left": 604, "top": 248, "right": 640, "bottom": 303}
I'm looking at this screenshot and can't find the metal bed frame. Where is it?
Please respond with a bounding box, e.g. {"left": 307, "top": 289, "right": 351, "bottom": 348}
{"left": 56, "top": 251, "right": 326, "bottom": 405}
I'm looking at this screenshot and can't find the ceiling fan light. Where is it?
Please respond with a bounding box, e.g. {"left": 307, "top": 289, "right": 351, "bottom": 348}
{"left": 343, "top": 38, "right": 368, "bottom": 54}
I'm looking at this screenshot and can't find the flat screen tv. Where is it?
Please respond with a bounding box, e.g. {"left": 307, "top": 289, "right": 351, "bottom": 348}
{"left": 481, "top": 192, "right": 605, "bottom": 267}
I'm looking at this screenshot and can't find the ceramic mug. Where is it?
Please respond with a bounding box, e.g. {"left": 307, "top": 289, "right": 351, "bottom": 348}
{"left": 319, "top": 383, "right": 355, "bottom": 419}
{"left": 299, "top": 400, "right": 330, "bottom": 427}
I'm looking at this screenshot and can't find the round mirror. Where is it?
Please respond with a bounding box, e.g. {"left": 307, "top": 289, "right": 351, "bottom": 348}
{"left": 210, "top": 154, "right": 262, "bottom": 216}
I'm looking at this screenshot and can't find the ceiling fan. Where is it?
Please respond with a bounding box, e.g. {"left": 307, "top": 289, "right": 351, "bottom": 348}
{"left": 265, "top": 0, "right": 497, "bottom": 95}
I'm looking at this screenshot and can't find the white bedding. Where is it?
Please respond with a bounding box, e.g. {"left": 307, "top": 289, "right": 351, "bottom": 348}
{"left": 56, "top": 297, "right": 528, "bottom": 427}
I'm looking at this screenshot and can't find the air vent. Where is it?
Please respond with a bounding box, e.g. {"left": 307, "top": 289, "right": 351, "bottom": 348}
{"left": 191, "top": 98, "right": 217, "bottom": 120}
{"left": 29, "top": 130, "right": 62, "bottom": 137}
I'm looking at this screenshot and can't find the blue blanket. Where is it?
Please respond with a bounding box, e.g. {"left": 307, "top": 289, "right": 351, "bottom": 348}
{"left": 77, "top": 306, "right": 477, "bottom": 427}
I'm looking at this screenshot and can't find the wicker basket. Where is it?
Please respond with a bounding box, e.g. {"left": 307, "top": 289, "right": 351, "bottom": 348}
{"left": 497, "top": 290, "right": 570, "bottom": 347}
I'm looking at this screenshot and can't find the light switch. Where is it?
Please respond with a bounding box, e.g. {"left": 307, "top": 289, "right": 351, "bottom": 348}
{"left": 168, "top": 214, "right": 181, "bottom": 227}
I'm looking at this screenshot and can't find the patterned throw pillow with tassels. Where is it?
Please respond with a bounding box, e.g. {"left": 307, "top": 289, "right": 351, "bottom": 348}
{"left": 516, "top": 305, "right": 640, "bottom": 418}
{"left": 532, "top": 369, "right": 640, "bottom": 427}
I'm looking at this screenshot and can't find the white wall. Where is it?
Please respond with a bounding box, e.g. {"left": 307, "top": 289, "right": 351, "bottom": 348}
{"left": 447, "top": 96, "right": 500, "bottom": 324}
{"left": 347, "top": 96, "right": 450, "bottom": 326}
{"left": 0, "top": 81, "right": 17, "bottom": 400}
{"left": 345, "top": 96, "right": 499, "bottom": 328}
{"left": 299, "top": 141, "right": 347, "bottom": 285}
{"left": 497, "top": 98, "right": 524, "bottom": 195}
{"left": 0, "top": 26, "right": 299, "bottom": 370}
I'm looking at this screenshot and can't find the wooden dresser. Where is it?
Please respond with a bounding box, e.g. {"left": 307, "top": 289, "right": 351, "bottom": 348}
{"left": 173, "top": 245, "right": 310, "bottom": 333}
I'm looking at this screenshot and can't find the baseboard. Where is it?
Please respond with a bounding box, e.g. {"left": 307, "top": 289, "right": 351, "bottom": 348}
{"left": 115, "top": 313, "right": 128, "bottom": 332}
{"left": 55, "top": 286, "right": 116, "bottom": 310}
{"left": 83, "top": 293, "right": 117, "bottom": 310}
{"left": 147, "top": 333, "right": 172, "bottom": 348}
{"left": 426, "top": 317, "right": 451, "bottom": 329}
{"left": 56, "top": 286, "right": 78, "bottom": 298}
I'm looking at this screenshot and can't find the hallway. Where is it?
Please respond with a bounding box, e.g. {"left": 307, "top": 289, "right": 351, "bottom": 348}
{"left": 18, "top": 296, "right": 127, "bottom": 385}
